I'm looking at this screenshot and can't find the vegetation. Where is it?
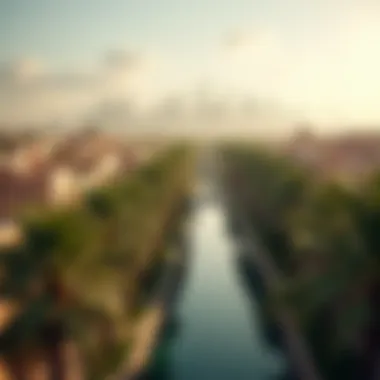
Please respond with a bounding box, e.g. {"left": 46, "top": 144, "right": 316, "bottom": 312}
{"left": 220, "top": 145, "right": 380, "bottom": 380}
{"left": 0, "top": 144, "right": 194, "bottom": 379}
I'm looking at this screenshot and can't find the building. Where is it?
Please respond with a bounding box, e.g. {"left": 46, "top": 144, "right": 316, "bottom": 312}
{"left": 287, "top": 130, "right": 380, "bottom": 185}
{"left": 0, "top": 130, "right": 147, "bottom": 246}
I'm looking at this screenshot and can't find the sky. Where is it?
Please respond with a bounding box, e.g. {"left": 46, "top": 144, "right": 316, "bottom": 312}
{"left": 1, "top": 0, "right": 380, "bottom": 136}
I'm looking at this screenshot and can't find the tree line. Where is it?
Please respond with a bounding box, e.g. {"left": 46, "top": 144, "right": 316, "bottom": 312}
{"left": 220, "top": 145, "right": 379, "bottom": 380}
{"left": 0, "top": 144, "right": 194, "bottom": 380}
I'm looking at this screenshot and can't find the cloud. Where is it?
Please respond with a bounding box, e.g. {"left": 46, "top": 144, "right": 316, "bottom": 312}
{"left": 2, "top": 3, "right": 380, "bottom": 134}
{"left": 0, "top": 50, "right": 155, "bottom": 126}
{"left": 0, "top": 60, "right": 101, "bottom": 125}
{"left": 280, "top": 4, "right": 380, "bottom": 125}
{"left": 103, "top": 50, "right": 143, "bottom": 71}
{"left": 0, "top": 47, "right": 295, "bottom": 135}
{"left": 86, "top": 98, "right": 137, "bottom": 129}
{"left": 206, "top": 29, "right": 289, "bottom": 101}
{"left": 222, "top": 31, "right": 255, "bottom": 50}
{"left": 209, "top": 3, "right": 380, "bottom": 128}
{"left": 0, "top": 58, "right": 45, "bottom": 84}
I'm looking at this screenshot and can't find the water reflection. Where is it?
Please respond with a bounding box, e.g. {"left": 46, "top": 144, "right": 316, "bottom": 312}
{"left": 146, "top": 254, "right": 290, "bottom": 380}
{"left": 144, "top": 170, "right": 288, "bottom": 380}
{"left": 234, "top": 254, "right": 280, "bottom": 344}
{"left": 144, "top": 315, "right": 180, "bottom": 380}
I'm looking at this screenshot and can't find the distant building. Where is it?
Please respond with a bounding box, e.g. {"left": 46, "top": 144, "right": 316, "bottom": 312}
{"left": 48, "top": 166, "right": 80, "bottom": 206}
{"left": 0, "top": 130, "right": 150, "bottom": 246}
{"left": 286, "top": 130, "right": 380, "bottom": 185}
{"left": 0, "top": 165, "right": 48, "bottom": 218}
{"left": 0, "top": 164, "right": 50, "bottom": 247}
{"left": 287, "top": 126, "right": 319, "bottom": 168}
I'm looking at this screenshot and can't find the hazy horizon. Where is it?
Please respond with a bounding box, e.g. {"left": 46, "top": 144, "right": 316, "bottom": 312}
{"left": 1, "top": 0, "right": 380, "bottom": 136}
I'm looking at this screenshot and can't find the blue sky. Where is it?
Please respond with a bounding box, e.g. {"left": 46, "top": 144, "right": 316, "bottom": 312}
{"left": 1, "top": 0, "right": 302, "bottom": 68}
{"left": 0, "top": 0, "right": 351, "bottom": 62}
{"left": 1, "top": 0, "right": 258, "bottom": 63}
{"left": 1, "top": 0, "right": 380, "bottom": 133}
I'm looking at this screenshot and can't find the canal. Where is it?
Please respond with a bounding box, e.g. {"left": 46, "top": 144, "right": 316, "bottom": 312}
{"left": 145, "top": 160, "right": 288, "bottom": 380}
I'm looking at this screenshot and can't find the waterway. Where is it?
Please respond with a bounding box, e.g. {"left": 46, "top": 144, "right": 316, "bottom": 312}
{"left": 145, "top": 157, "right": 288, "bottom": 380}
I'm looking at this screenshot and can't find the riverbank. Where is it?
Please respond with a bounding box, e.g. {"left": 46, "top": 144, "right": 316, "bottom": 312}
{"left": 113, "top": 220, "right": 189, "bottom": 380}
{"left": 217, "top": 149, "right": 323, "bottom": 380}
{"left": 222, "top": 188, "right": 323, "bottom": 380}
{"left": 141, "top": 158, "right": 287, "bottom": 380}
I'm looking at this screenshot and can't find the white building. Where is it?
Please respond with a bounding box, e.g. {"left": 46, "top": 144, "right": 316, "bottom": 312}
{"left": 48, "top": 166, "right": 80, "bottom": 206}
{"left": 0, "top": 220, "right": 22, "bottom": 248}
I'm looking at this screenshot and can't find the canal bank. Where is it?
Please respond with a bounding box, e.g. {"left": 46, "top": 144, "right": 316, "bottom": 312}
{"left": 114, "top": 214, "right": 189, "bottom": 380}
{"left": 144, "top": 164, "right": 288, "bottom": 380}
{"left": 219, "top": 153, "right": 323, "bottom": 380}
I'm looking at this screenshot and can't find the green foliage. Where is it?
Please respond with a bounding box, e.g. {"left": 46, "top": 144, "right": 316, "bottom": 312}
{"left": 23, "top": 208, "right": 94, "bottom": 269}
{"left": 85, "top": 188, "right": 119, "bottom": 219}
{"left": 221, "top": 145, "right": 379, "bottom": 379}
{"left": 1, "top": 144, "right": 194, "bottom": 378}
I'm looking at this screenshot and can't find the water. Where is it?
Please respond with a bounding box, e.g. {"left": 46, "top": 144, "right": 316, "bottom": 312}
{"left": 146, "top": 162, "right": 287, "bottom": 380}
